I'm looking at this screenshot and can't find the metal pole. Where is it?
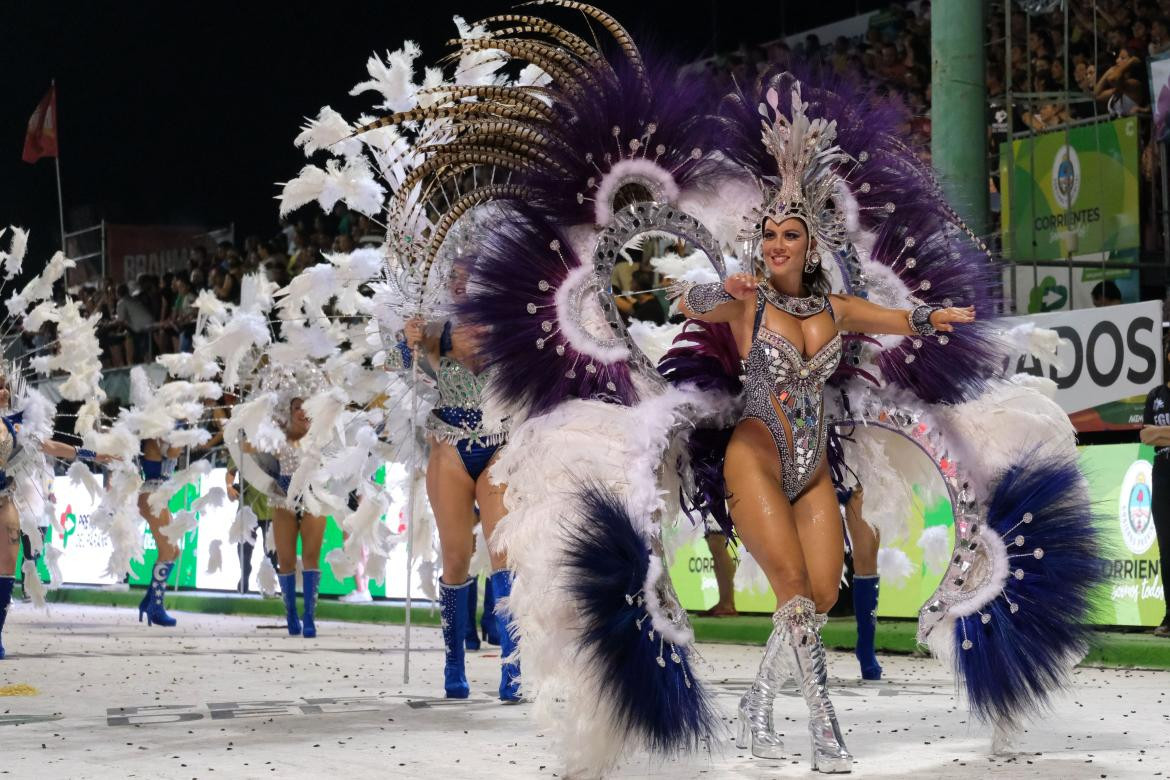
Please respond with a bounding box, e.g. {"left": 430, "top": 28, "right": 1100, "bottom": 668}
{"left": 931, "top": 0, "right": 989, "bottom": 235}
{"left": 402, "top": 358, "right": 418, "bottom": 685}
{"left": 52, "top": 80, "right": 66, "bottom": 255}
{"left": 1004, "top": 0, "right": 1016, "bottom": 313}
{"left": 1162, "top": 141, "right": 1170, "bottom": 268}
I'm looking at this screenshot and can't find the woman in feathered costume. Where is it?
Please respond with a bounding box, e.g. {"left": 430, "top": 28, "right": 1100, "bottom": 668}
{"left": 674, "top": 89, "right": 973, "bottom": 768}
{"left": 393, "top": 268, "right": 519, "bottom": 701}
{"left": 134, "top": 435, "right": 184, "bottom": 627}
{"left": 240, "top": 366, "right": 330, "bottom": 639}
{"left": 0, "top": 369, "right": 103, "bottom": 658}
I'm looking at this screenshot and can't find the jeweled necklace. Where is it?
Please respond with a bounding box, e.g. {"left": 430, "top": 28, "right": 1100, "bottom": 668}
{"left": 759, "top": 280, "right": 826, "bottom": 318}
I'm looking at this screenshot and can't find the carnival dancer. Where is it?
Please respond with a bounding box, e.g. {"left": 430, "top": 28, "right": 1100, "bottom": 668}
{"left": 0, "top": 373, "right": 102, "bottom": 658}
{"left": 136, "top": 436, "right": 184, "bottom": 627}
{"left": 678, "top": 206, "right": 973, "bottom": 769}
{"left": 251, "top": 392, "right": 328, "bottom": 639}
{"left": 398, "top": 312, "right": 517, "bottom": 701}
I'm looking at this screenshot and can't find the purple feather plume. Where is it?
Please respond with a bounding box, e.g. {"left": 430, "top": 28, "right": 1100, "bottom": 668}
{"left": 658, "top": 319, "right": 743, "bottom": 540}
{"left": 457, "top": 203, "right": 638, "bottom": 416}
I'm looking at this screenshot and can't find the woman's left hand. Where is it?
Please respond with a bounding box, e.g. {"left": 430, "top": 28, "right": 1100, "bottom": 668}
{"left": 929, "top": 306, "right": 976, "bottom": 332}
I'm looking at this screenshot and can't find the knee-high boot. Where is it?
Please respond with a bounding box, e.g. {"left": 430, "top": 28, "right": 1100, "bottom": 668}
{"left": 137, "top": 560, "right": 177, "bottom": 627}
{"left": 0, "top": 575, "right": 13, "bottom": 659}
{"left": 780, "top": 595, "right": 853, "bottom": 774}
{"left": 481, "top": 573, "right": 499, "bottom": 645}
{"left": 489, "top": 569, "right": 520, "bottom": 702}
{"left": 439, "top": 578, "right": 472, "bottom": 698}
{"left": 736, "top": 612, "right": 789, "bottom": 758}
{"left": 465, "top": 577, "right": 481, "bottom": 651}
{"left": 278, "top": 572, "right": 301, "bottom": 635}
{"left": 301, "top": 569, "right": 320, "bottom": 638}
{"left": 852, "top": 575, "right": 882, "bottom": 680}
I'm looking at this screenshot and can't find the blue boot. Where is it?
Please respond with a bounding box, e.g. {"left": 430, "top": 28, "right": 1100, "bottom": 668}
{"left": 0, "top": 575, "right": 13, "bottom": 659}
{"left": 465, "top": 577, "right": 481, "bottom": 651}
{"left": 489, "top": 569, "right": 521, "bottom": 702}
{"left": 138, "top": 561, "right": 177, "bottom": 627}
{"left": 278, "top": 572, "right": 301, "bottom": 636}
{"left": 852, "top": 574, "right": 882, "bottom": 680}
{"left": 302, "top": 570, "right": 320, "bottom": 639}
{"left": 439, "top": 578, "right": 472, "bottom": 699}
{"left": 481, "top": 574, "right": 500, "bottom": 645}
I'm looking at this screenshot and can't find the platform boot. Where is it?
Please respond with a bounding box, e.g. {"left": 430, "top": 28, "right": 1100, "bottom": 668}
{"left": 852, "top": 575, "right": 882, "bottom": 680}
{"left": 736, "top": 611, "right": 790, "bottom": 758}
{"left": 138, "top": 560, "right": 178, "bottom": 627}
{"left": 278, "top": 571, "right": 301, "bottom": 635}
{"left": 439, "top": 578, "right": 472, "bottom": 698}
{"left": 301, "top": 569, "right": 320, "bottom": 638}
{"left": 489, "top": 569, "right": 521, "bottom": 702}
{"left": 781, "top": 595, "right": 853, "bottom": 773}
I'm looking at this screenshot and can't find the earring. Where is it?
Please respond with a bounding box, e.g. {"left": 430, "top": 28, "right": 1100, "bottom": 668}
{"left": 803, "top": 253, "right": 820, "bottom": 274}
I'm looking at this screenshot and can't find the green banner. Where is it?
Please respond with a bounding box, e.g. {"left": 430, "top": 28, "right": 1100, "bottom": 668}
{"left": 999, "top": 116, "right": 1139, "bottom": 261}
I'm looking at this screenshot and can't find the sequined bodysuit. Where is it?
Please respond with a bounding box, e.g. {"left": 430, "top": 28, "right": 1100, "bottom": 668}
{"left": 741, "top": 293, "right": 842, "bottom": 500}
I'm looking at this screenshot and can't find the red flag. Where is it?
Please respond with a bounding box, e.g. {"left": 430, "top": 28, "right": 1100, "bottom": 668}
{"left": 22, "top": 84, "right": 58, "bottom": 164}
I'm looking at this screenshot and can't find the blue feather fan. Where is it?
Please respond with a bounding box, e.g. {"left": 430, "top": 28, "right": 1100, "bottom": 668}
{"left": 563, "top": 484, "right": 720, "bottom": 757}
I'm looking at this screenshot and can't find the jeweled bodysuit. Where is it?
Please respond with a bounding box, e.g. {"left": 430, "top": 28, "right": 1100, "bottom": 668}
{"left": 741, "top": 290, "right": 842, "bottom": 500}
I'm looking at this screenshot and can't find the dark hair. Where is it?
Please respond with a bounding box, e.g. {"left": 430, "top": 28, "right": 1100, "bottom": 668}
{"left": 1091, "top": 280, "right": 1122, "bottom": 301}
{"left": 762, "top": 216, "right": 831, "bottom": 295}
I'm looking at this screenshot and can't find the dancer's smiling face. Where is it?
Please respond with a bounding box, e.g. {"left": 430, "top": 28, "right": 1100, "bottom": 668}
{"left": 287, "top": 398, "right": 309, "bottom": 438}
{"left": 762, "top": 216, "right": 812, "bottom": 289}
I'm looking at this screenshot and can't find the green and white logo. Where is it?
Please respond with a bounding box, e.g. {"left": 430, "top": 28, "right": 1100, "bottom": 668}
{"left": 1051, "top": 144, "right": 1081, "bottom": 210}
{"left": 1119, "top": 459, "right": 1156, "bottom": 555}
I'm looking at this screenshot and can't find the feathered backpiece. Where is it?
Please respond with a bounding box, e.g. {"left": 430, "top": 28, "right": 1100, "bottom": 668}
{"left": 716, "top": 66, "right": 1003, "bottom": 403}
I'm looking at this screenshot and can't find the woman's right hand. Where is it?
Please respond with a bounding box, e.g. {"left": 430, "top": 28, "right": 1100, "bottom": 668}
{"left": 724, "top": 273, "right": 758, "bottom": 301}
{"left": 404, "top": 318, "right": 425, "bottom": 350}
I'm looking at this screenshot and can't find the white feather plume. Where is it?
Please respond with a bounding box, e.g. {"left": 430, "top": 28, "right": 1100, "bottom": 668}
{"left": 207, "top": 539, "right": 223, "bottom": 574}
{"left": 228, "top": 505, "right": 259, "bottom": 546}
{"left": 917, "top": 525, "right": 952, "bottom": 575}
{"left": 21, "top": 559, "right": 46, "bottom": 608}
{"left": 158, "top": 509, "right": 198, "bottom": 543}
{"left": 67, "top": 461, "right": 102, "bottom": 501}
{"left": 876, "top": 547, "right": 915, "bottom": 588}
{"left": 257, "top": 556, "right": 278, "bottom": 596}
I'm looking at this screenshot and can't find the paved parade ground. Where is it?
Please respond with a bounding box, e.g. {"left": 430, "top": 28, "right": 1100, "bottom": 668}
{"left": 1, "top": 603, "right": 1167, "bottom": 779}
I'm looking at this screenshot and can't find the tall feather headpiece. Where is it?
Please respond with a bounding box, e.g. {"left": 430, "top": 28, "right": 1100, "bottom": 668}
{"left": 744, "top": 80, "right": 852, "bottom": 249}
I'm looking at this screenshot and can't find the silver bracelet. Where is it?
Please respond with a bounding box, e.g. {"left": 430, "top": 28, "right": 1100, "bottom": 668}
{"left": 908, "top": 303, "right": 937, "bottom": 337}
{"left": 683, "top": 282, "right": 735, "bottom": 314}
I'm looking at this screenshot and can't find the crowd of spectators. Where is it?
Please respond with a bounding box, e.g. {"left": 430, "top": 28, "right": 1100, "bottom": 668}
{"left": 60, "top": 206, "right": 384, "bottom": 368}
{"left": 699, "top": 1, "right": 1170, "bottom": 152}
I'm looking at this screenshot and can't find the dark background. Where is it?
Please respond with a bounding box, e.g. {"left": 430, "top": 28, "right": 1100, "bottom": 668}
{"left": 1, "top": 1, "right": 885, "bottom": 265}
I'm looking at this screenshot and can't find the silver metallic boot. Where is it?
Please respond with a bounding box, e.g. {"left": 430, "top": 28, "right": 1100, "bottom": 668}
{"left": 780, "top": 595, "right": 853, "bottom": 773}
{"left": 736, "top": 613, "right": 790, "bottom": 758}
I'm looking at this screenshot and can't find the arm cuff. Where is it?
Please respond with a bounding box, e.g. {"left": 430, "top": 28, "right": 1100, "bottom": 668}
{"left": 908, "top": 303, "right": 937, "bottom": 337}
{"left": 681, "top": 282, "right": 735, "bottom": 314}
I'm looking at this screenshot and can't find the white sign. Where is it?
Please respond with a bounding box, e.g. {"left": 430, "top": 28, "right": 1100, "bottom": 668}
{"left": 1003, "top": 300, "right": 1162, "bottom": 416}
{"left": 50, "top": 477, "right": 122, "bottom": 586}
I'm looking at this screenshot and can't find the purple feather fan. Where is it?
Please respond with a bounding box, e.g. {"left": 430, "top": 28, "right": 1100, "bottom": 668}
{"left": 867, "top": 214, "right": 1004, "bottom": 403}
{"left": 457, "top": 203, "right": 638, "bottom": 417}
{"left": 952, "top": 449, "right": 1106, "bottom": 728}
{"left": 513, "top": 53, "right": 732, "bottom": 229}
{"left": 714, "top": 64, "right": 943, "bottom": 233}
{"left": 658, "top": 319, "right": 743, "bottom": 540}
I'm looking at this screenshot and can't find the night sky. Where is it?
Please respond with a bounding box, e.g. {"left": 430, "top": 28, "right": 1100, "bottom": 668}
{"left": 1, "top": 2, "right": 883, "bottom": 265}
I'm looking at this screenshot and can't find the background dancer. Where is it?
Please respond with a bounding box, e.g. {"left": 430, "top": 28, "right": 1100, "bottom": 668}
{"left": 136, "top": 436, "right": 183, "bottom": 627}
{"left": 400, "top": 312, "right": 517, "bottom": 701}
